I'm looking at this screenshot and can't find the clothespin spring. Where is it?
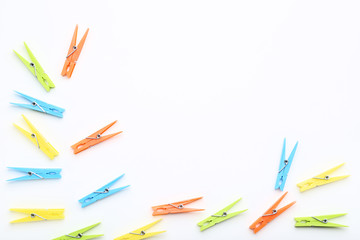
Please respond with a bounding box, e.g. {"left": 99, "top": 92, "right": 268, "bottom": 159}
{"left": 65, "top": 233, "right": 83, "bottom": 238}
{"left": 312, "top": 216, "right": 328, "bottom": 224}
{"left": 169, "top": 203, "right": 184, "bottom": 209}
{"left": 31, "top": 133, "right": 40, "bottom": 148}
{"left": 32, "top": 101, "right": 45, "bottom": 113}
{"left": 212, "top": 212, "right": 227, "bottom": 217}
{"left": 29, "top": 62, "right": 37, "bottom": 78}
{"left": 31, "top": 213, "right": 46, "bottom": 220}
{"left": 66, "top": 46, "right": 77, "bottom": 58}
{"left": 313, "top": 176, "right": 330, "bottom": 180}
{"left": 278, "top": 160, "right": 288, "bottom": 173}
{"left": 28, "top": 171, "right": 44, "bottom": 179}
{"left": 86, "top": 134, "right": 102, "bottom": 140}
{"left": 130, "top": 231, "right": 146, "bottom": 236}
{"left": 94, "top": 188, "right": 109, "bottom": 194}
{"left": 263, "top": 209, "right": 277, "bottom": 216}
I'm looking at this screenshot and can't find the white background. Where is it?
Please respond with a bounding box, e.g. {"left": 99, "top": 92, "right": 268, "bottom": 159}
{"left": 0, "top": 0, "right": 359, "bottom": 239}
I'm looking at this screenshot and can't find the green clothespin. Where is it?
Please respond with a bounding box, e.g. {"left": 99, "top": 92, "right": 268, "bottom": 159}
{"left": 295, "top": 213, "right": 348, "bottom": 228}
{"left": 14, "top": 42, "right": 55, "bottom": 92}
{"left": 52, "top": 222, "right": 103, "bottom": 240}
{"left": 197, "top": 198, "right": 247, "bottom": 231}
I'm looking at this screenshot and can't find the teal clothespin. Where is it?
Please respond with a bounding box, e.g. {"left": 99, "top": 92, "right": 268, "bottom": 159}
{"left": 53, "top": 222, "right": 103, "bottom": 240}
{"left": 197, "top": 198, "right": 247, "bottom": 231}
{"left": 295, "top": 213, "right": 348, "bottom": 227}
{"left": 14, "top": 42, "right": 55, "bottom": 91}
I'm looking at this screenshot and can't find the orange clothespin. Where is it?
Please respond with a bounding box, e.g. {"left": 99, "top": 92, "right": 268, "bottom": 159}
{"left": 71, "top": 121, "right": 122, "bottom": 154}
{"left": 152, "top": 197, "right": 204, "bottom": 216}
{"left": 61, "top": 25, "right": 89, "bottom": 78}
{"left": 249, "top": 192, "right": 295, "bottom": 234}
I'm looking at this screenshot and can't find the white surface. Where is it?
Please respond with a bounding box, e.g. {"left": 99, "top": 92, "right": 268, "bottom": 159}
{"left": 0, "top": 0, "right": 359, "bottom": 239}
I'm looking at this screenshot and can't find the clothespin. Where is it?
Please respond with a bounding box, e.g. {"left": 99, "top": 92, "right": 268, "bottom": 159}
{"left": 14, "top": 43, "right": 55, "bottom": 91}
{"left": 62, "top": 25, "right": 89, "bottom": 78}
{"left": 11, "top": 91, "right": 65, "bottom": 118}
{"left": 79, "top": 174, "right": 130, "bottom": 208}
{"left": 249, "top": 192, "right": 295, "bottom": 234}
{"left": 275, "top": 138, "right": 298, "bottom": 191}
{"left": 197, "top": 198, "right": 247, "bottom": 231}
{"left": 295, "top": 213, "right": 348, "bottom": 228}
{"left": 53, "top": 222, "right": 103, "bottom": 240}
{"left": 71, "top": 121, "right": 122, "bottom": 154}
{"left": 114, "top": 219, "right": 165, "bottom": 240}
{"left": 10, "top": 208, "right": 64, "bottom": 223}
{"left": 152, "top": 197, "right": 204, "bottom": 216}
{"left": 14, "top": 115, "right": 58, "bottom": 160}
{"left": 297, "top": 163, "right": 350, "bottom": 192}
{"left": 7, "top": 167, "right": 62, "bottom": 181}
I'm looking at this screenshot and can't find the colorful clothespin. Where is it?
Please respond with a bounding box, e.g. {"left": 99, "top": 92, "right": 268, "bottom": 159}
{"left": 79, "top": 174, "right": 130, "bottom": 208}
{"left": 11, "top": 91, "right": 65, "bottom": 118}
{"left": 297, "top": 163, "right": 350, "bottom": 192}
{"left": 14, "top": 115, "right": 58, "bottom": 160}
{"left": 62, "top": 25, "right": 89, "bottom": 78}
{"left": 295, "top": 213, "right": 348, "bottom": 228}
{"left": 114, "top": 219, "right": 165, "bottom": 240}
{"left": 249, "top": 192, "right": 295, "bottom": 234}
{"left": 275, "top": 138, "right": 298, "bottom": 191}
{"left": 152, "top": 197, "right": 204, "bottom": 216}
{"left": 53, "top": 222, "right": 103, "bottom": 240}
{"left": 10, "top": 208, "right": 64, "bottom": 223}
{"left": 7, "top": 167, "right": 61, "bottom": 181}
{"left": 14, "top": 43, "right": 55, "bottom": 91}
{"left": 71, "top": 121, "right": 122, "bottom": 154}
{"left": 197, "top": 198, "right": 247, "bottom": 231}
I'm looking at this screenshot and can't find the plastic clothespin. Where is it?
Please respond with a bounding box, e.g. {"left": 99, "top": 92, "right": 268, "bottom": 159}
{"left": 7, "top": 167, "right": 61, "bottom": 181}
{"left": 11, "top": 91, "right": 65, "bottom": 118}
{"left": 295, "top": 213, "right": 348, "bottom": 228}
{"left": 297, "top": 163, "right": 350, "bottom": 192}
{"left": 275, "top": 138, "right": 298, "bottom": 191}
{"left": 249, "top": 192, "right": 295, "bottom": 234}
{"left": 53, "top": 222, "right": 103, "bottom": 240}
{"left": 79, "top": 174, "right": 130, "bottom": 208}
{"left": 10, "top": 208, "right": 64, "bottom": 223}
{"left": 14, "top": 43, "right": 55, "bottom": 91}
{"left": 13, "top": 115, "right": 58, "bottom": 160}
{"left": 114, "top": 219, "right": 165, "bottom": 240}
{"left": 152, "top": 197, "right": 204, "bottom": 216}
{"left": 71, "top": 121, "right": 122, "bottom": 154}
{"left": 62, "top": 25, "right": 89, "bottom": 78}
{"left": 197, "top": 198, "right": 247, "bottom": 231}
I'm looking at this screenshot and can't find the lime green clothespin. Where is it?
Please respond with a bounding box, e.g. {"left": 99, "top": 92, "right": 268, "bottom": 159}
{"left": 295, "top": 213, "right": 348, "bottom": 227}
{"left": 53, "top": 222, "right": 103, "bottom": 240}
{"left": 14, "top": 42, "right": 55, "bottom": 92}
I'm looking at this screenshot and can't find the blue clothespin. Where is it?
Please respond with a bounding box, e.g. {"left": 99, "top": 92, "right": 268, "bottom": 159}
{"left": 10, "top": 91, "right": 65, "bottom": 118}
{"left": 275, "top": 138, "right": 298, "bottom": 191}
{"left": 7, "top": 167, "right": 62, "bottom": 181}
{"left": 79, "top": 174, "right": 130, "bottom": 208}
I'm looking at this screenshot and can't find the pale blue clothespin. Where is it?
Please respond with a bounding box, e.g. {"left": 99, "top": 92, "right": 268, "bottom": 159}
{"left": 275, "top": 138, "right": 298, "bottom": 191}
{"left": 79, "top": 174, "right": 130, "bottom": 208}
{"left": 7, "top": 167, "right": 62, "bottom": 181}
{"left": 10, "top": 91, "right": 65, "bottom": 118}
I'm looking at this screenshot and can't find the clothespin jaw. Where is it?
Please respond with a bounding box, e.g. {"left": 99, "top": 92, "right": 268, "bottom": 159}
{"left": 7, "top": 167, "right": 62, "bottom": 181}
{"left": 114, "top": 219, "right": 165, "bottom": 240}
{"left": 79, "top": 174, "right": 130, "bottom": 208}
{"left": 295, "top": 213, "right": 348, "bottom": 227}
{"left": 71, "top": 121, "right": 122, "bottom": 154}
{"left": 53, "top": 222, "right": 103, "bottom": 240}
{"left": 11, "top": 91, "right": 65, "bottom": 118}
{"left": 197, "top": 198, "right": 247, "bottom": 231}
{"left": 61, "top": 25, "right": 89, "bottom": 78}
{"left": 297, "top": 163, "right": 350, "bottom": 192}
{"left": 275, "top": 138, "right": 298, "bottom": 191}
{"left": 10, "top": 208, "right": 64, "bottom": 223}
{"left": 13, "top": 115, "right": 58, "bottom": 160}
{"left": 249, "top": 192, "right": 296, "bottom": 234}
{"left": 152, "top": 197, "right": 204, "bottom": 216}
{"left": 14, "top": 43, "right": 55, "bottom": 91}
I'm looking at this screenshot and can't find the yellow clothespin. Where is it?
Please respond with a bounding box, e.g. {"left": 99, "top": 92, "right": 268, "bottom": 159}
{"left": 10, "top": 208, "right": 64, "bottom": 223}
{"left": 114, "top": 219, "right": 165, "bottom": 240}
{"left": 13, "top": 114, "right": 58, "bottom": 160}
{"left": 297, "top": 163, "right": 350, "bottom": 192}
